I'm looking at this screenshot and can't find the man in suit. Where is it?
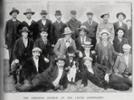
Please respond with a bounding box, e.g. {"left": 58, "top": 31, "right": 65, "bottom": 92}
{"left": 83, "top": 12, "right": 98, "bottom": 49}
{"left": 20, "top": 8, "right": 38, "bottom": 41}
{"left": 114, "top": 12, "right": 127, "bottom": 37}
{"left": 37, "top": 10, "right": 52, "bottom": 44}
{"left": 96, "top": 13, "right": 114, "bottom": 44}
{"left": 67, "top": 10, "right": 81, "bottom": 39}
{"left": 16, "top": 47, "right": 49, "bottom": 91}
{"left": 54, "top": 27, "right": 77, "bottom": 57}
{"left": 51, "top": 10, "right": 66, "bottom": 44}
{"left": 107, "top": 44, "right": 132, "bottom": 91}
{"left": 5, "top": 8, "right": 21, "bottom": 72}
{"left": 11, "top": 27, "right": 33, "bottom": 84}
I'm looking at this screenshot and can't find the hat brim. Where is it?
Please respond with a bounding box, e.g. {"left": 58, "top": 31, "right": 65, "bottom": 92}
{"left": 40, "top": 13, "right": 48, "bottom": 15}
{"left": 63, "top": 32, "right": 72, "bottom": 35}
{"left": 24, "top": 12, "right": 35, "bottom": 15}
{"left": 100, "top": 14, "right": 109, "bottom": 18}
{"left": 78, "top": 28, "right": 88, "bottom": 33}
{"left": 116, "top": 13, "right": 126, "bottom": 19}
{"left": 9, "top": 10, "right": 19, "bottom": 15}
{"left": 99, "top": 32, "right": 110, "bottom": 36}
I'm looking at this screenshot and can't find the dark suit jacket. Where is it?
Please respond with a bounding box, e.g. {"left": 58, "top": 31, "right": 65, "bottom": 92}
{"left": 19, "top": 20, "right": 38, "bottom": 41}
{"left": 51, "top": 21, "right": 66, "bottom": 44}
{"left": 22, "top": 57, "right": 48, "bottom": 81}
{"left": 37, "top": 19, "right": 52, "bottom": 43}
{"left": 113, "top": 22, "right": 127, "bottom": 37}
{"left": 13, "top": 37, "right": 33, "bottom": 65}
{"left": 5, "top": 19, "right": 21, "bottom": 48}
{"left": 126, "top": 27, "right": 132, "bottom": 46}
{"left": 113, "top": 37, "right": 128, "bottom": 53}
{"left": 82, "top": 21, "right": 98, "bottom": 38}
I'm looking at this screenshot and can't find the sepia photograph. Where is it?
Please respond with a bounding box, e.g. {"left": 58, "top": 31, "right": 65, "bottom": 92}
{"left": 1, "top": 0, "right": 133, "bottom": 100}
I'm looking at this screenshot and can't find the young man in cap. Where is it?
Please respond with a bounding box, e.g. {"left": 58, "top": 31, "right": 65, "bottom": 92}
{"left": 96, "top": 13, "right": 114, "bottom": 44}
{"left": 83, "top": 12, "right": 98, "bottom": 49}
{"left": 107, "top": 44, "right": 132, "bottom": 91}
{"left": 126, "top": 19, "right": 132, "bottom": 46}
{"left": 34, "top": 28, "right": 52, "bottom": 65}
{"left": 20, "top": 8, "right": 38, "bottom": 41}
{"left": 5, "top": 7, "right": 21, "bottom": 73}
{"left": 113, "top": 12, "right": 127, "bottom": 37}
{"left": 51, "top": 10, "right": 66, "bottom": 44}
{"left": 54, "top": 27, "right": 77, "bottom": 57}
{"left": 16, "top": 47, "right": 49, "bottom": 91}
{"left": 11, "top": 27, "right": 33, "bottom": 84}
{"left": 67, "top": 10, "right": 81, "bottom": 39}
{"left": 37, "top": 10, "right": 52, "bottom": 44}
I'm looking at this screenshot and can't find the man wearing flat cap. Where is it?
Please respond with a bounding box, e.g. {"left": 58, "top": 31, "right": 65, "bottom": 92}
{"left": 114, "top": 12, "right": 127, "bottom": 37}
{"left": 83, "top": 12, "right": 98, "bottom": 49}
{"left": 5, "top": 7, "right": 21, "bottom": 74}
{"left": 37, "top": 10, "right": 52, "bottom": 44}
{"left": 51, "top": 10, "right": 67, "bottom": 44}
{"left": 96, "top": 13, "right": 114, "bottom": 44}
{"left": 67, "top": 10, "right": 81, "bottom": 40}
{"left": 19, "top": 8, "right": 38, "bottom": 41}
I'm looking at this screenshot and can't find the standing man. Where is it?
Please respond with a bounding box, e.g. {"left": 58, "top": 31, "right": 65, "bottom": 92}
{"left": 51, "top": 10, "right": 66, "bottom": 44}
{"left": 67, "top": 10, "right": 81, "bottom": 40}
{"left": 83, "top": 12, "right": 98, "bottom": 49}
{"left": 96, "top": 13, "right": 114, "bottom": 44}
{"left": 114, "top": 12, "right": 127, "bottom": 37}
{"left": 37, "top": 10, "right": 52, "bottom": 44}
{"left": 5, "top": 7, "right": 21, "bottom": 73}
{"left": 20, "top": 8, "right": 38, "bottom": 41}
{"left": 126, "top": 19, "right": 132, "bottom": 46}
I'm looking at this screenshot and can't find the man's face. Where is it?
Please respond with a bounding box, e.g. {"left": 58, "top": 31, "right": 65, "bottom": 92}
{"left": 103, "top": 15, "right": 109, "bottom": 23}
{"left": 87, "top": 15, "right": 93, "bottom": 20}
{"left": 22, "top": 32, "right": 28, "bottom": 38}
{"left": 80, "top": 30, "right": 86, "bottom": 36}
{"left": 126, "top": 21, "right": 131, "bottom": 27}
{"left": 40, "top": 31, "right": 48, "bottom": 38}
{"left": 32, "top": 51, "right": 40, "bottom": 59}
{"left": 117, "top": 30, "right": 124, "bottom": 38}
{"left": 55, "top": 15, "right": 61, "bottom": 21}
{"left": 65, "top": 34, "right": 71, "bottom": 39}
{"left": 11, "top": 12, "right": 18, "bottom": 18}
{"left": 101, "top": 33, "right": 108, "bottom": 41}
{"left": 56, "top": 60, "right": 65, "bottom": 68}
{"left": 123, "top": 48, "right": 130, "bottom": 54}
{"left": 26, "top": 13, "right": 32, "bottom": 19}
{"left": 41, "top": 14, "right": 47, "bottom": 19}
{"left": 71, "top": 14, "right": 76, "bottom": 19}
{"left": 84, "top": 60, "right": 91, "bottom": 66}
{"left": 118, "top": 15, "right": 124, "bottom": 21}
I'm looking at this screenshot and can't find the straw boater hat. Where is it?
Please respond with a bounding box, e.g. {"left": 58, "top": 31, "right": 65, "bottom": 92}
{"left": 39, "top": 28, "right": 48, "bottom": 33}
{"left": 83, "top": 57, "right": 93, "bottom": 61}
{"left": 20, "top": 27, "right": 29, "bottom": 33}
{"left": 23, "top": 8, "right": 35, "bottom": 15}
{"left": 55, "top": 10, "right": 62, "bottom": 16}
{"left": 40, "top": 10, "right": 48, "bottom": 15}
{"left": 122, "top": 44, "right": 131, "bottom": 50}
{"left": 78, "top": 25, "right": 88, "bottom": 33}
{"left": 116, "top": 12, "right": 126, "bottom": 19}
{"left": 82, "top": 41, "right": 93, "bottom": 48}
{"left": 99, "top": 29, "right": 110, "bottom": 36}
{"left": 100, "top": 12, "right": 110, "bottom": 18}
{"left": 63, "top": 27, "right": 72, "bottom": 35}
{"left": 32, "top": 47, "right": 42, "bottom": 53}
{"left": 9, "top": 7, "right": 19, "bottom": 15}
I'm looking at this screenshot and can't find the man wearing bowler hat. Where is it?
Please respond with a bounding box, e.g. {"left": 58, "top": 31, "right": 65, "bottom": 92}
{"left": 67, "top": 10, "right": 81, "bottom": 39}
{"left": 96, "top": 13, "right": 114, "bottom": 44}
{"left": 5, "top": 7, "right": 21, "bottom": 74}
{"left": 113, "top": 12, "right": 127, "bottom": 37}
{"left": 83, "top": 12, "right": 98, "bottom": 49}
{"left": 37, "top": 10, "right": 52, "bottom": 44}
{"left": 51, "top": 10, "right": 66, "bottom": 44}
{"left": 20, "top": 8, "right": 38, "bottom": 41}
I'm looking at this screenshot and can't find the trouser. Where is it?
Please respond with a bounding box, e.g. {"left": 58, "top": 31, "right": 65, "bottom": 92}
{"left": 109, "top": 74, "right": 132, "bottom": 91}
{"left": 8, "top": 48, "right": 14, "bottom": 73}
{"left": 90, "top": 37, "right": 96, "bottom": 50}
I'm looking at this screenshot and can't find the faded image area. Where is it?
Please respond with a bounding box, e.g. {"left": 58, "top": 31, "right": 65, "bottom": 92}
{"left": 3, "top": 0, "right": 132, "bottom": 93}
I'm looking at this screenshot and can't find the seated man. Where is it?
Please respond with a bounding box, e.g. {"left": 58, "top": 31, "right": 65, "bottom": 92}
{"left": 17, "top": 55, "right": 68, "bottom": 91}
{"left": 11, "top": 27, "right": 33, "bottom": 84}
{"left": 108, "top": 44, "right": 132, "bottom": 91}
{"left": 16, "top": 47, "right": 49, "bottom": 91}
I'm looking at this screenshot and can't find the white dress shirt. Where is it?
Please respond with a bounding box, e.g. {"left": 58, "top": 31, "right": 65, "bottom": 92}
{"left": 25, "top": 18, "right": 32, "bottom": 26}
{"left": 42, "top": 20, "right": 46, "bottom": 25}
{"left": 33, "top": 57, "right": 39, "bottom": 72}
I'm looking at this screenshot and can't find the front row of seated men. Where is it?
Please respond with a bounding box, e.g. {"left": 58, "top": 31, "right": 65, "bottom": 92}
{"left": 11, "top": 26, "right": 132, "bottom": 91}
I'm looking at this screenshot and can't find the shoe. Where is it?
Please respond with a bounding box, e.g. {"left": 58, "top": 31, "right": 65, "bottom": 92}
{"left": 16, "top": 83, "right": 32, "bottom": 92}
